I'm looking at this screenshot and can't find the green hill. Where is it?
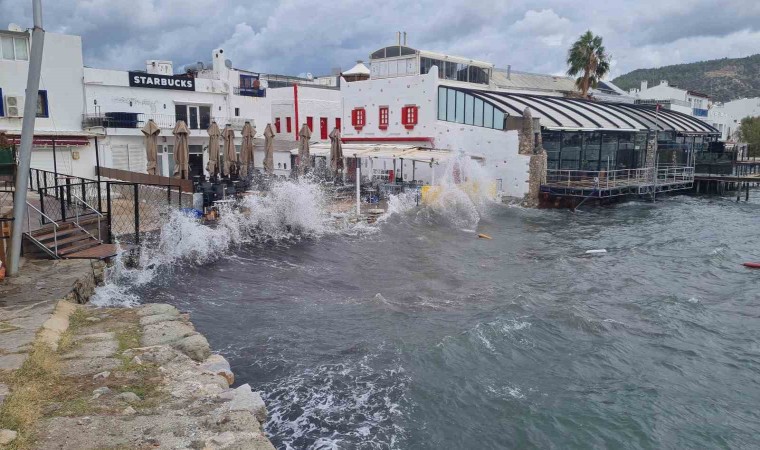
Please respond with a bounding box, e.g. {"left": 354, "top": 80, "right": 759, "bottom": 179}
{"left": 612, "top": 54, "right": 760, "bottom": 103}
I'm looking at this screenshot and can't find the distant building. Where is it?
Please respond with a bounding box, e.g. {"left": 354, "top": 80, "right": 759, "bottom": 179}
{"left": 628, "top": 80, "right": 710, "bottom": 119}
{"left": 341, "top": 61, "right": 370, "bottom": 83}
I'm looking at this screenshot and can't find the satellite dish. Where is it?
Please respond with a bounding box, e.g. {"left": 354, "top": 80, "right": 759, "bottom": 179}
{"left": 306, "top": 72, "right": 314, "bottom": 80}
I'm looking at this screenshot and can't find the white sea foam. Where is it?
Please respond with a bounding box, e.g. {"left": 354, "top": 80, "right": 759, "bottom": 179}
{"left": 93, "top": 178, "right": 364, "bottom": 307}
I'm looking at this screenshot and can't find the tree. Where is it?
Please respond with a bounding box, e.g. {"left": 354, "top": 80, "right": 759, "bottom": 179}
{"left": 739, "top": 116, "right": 760, "bottom": 157}
{"left": 566, "top": 31, "right": 611, "bottom": 97}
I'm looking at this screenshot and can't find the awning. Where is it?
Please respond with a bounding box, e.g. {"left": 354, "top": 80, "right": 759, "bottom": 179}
{"left": 454, "top": 87, "right": 720, "bottom": 135}
{"left": 289, "top": 143, "right": 481, "bottom": 163}
{"left": 2, "top": 131, "right": 95, "bottom": 147}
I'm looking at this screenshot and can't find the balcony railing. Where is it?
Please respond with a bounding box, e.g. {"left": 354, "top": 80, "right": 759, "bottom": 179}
{"left": 82, "top": 113, "right": 255, "bottom": 131}
{"left": 233, "top": 86, "right": 266, "bottom": 97}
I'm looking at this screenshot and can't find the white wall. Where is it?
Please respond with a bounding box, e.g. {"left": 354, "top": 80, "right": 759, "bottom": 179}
{"left": 268, "top": 85, "right": 341, "bottom": 141}
{"left": 340, "top": 68, "right": 529, "bottom": 198}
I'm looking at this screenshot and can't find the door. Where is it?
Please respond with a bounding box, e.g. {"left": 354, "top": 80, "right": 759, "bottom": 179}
{"left": 320, "top": 117, "right": 328, "bottom": 140}
{"left": 188, "top": 106, "right": 199, "bottom": 129}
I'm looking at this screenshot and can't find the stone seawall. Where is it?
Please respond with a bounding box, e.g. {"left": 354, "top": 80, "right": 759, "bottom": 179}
{"left": 1, "top": 259, "right": 276, "bottom": 449}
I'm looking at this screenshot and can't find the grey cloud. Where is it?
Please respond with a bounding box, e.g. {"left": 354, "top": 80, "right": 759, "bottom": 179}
{"left": 0, "top": 0, "right": 758, "bottom": 79}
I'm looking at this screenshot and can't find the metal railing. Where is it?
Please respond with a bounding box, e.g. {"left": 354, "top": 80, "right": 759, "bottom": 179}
{"left": 25, "top": 200, "right": 58, "bottom": 257}
{"left": 82, "top": 113, "right": 256, "bottom": 131}
{"left": 545, "top": 166, "right": 694, "bottom": 191}
{"left": 72, "top": 193, "right": 103, "bottom": 242}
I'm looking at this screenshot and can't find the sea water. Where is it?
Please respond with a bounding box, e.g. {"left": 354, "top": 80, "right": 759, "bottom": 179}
{"left": 93, "top": 164, "right": 760, "bottom": 449}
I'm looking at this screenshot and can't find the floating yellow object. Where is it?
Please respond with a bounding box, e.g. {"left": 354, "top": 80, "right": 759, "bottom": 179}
{"left": 478, "top": 233, "right": 492, "bottom": 240}
{"left": 420, "top": 181, "right": 498, "bottom": 205}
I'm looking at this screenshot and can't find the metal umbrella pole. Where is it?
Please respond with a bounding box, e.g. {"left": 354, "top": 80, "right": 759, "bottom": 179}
{"left": 8, "top": 0, "right": 45, "bottom": 276}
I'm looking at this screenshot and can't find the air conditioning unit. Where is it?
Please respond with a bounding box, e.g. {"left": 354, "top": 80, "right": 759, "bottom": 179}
{"left": 4, "top": 96, "right": 24, "bottom": 117}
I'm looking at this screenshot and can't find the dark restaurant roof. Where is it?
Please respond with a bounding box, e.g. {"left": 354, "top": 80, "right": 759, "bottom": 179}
{"left": 455, "top": 87, "right": 719, "bottom": 135}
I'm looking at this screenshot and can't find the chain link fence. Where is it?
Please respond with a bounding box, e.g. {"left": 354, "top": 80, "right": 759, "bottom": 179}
{"left": 106, "top": 182, "right": 191, "bottom": 245}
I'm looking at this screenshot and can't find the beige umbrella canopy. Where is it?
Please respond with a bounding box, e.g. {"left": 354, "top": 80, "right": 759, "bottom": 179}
{"left": 206, "top": 121, "right": 221, "bottom": 177}
{"left": 240, "top": 121, "right": 255, "bottom": 177}
{"left": 141, "top": 119, "right": 161, "bottom": 175}
{"left": 263, "top": 123, "right": 275, "bottom": 175}
{"left": 297, "top": 123, "right": 312, "bottom": 176}
{"left": 329, "top": 127, "right": 344, "bottom": 177}
{"left": 222, "top": 125, "right": 237, "bottom": 177}
{"left": 172, "top": 120, "right": 190, "bottom": 179}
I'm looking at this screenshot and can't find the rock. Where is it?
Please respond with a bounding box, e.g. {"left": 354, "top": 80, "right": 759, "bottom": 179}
{"left": 85, "top": 317, "right": 101, "bottom": 323}
{"left": 201, "top": 354, "right": 235, "bottom": 385}
{"left": 121, "top": 406, "right": 137, "bottom": 416}
{"left": 137, "top": 304, "right": 180, "bottom": 317}
{"left": 131, "top": 355, "right": 143, "bottom": 365}
{"left": 217, "top": 410, "right": 262, "bottom": 432}
{"left": 93, "top": 371, "right": 111, "bottom": 380}
{"left": 134, "top": 345, "right": 182, "bottom": 365}
{"left": 115, "top": 392, "right": 141, "bottom": 404}
{"left": 0, "top": 429, "right": 18, "bottom": 445}
{"left": 92, "top": 387, "right": 111, "bottom": 399}
{"left": 141, "top": 321, "right": 196, "bottom": 347}
{"left": 175, "top": 334, "right": 211, "bottom": 362}
{"left": 139, "top": 313, "right": 180, "bottom": 326}
{"left": 228, "top": 384, "right": 268, "bottom": 423}
{"left": 0, "top": 353, "right": 27, "bottom": 371}
{"left": 209, "top": 431, "right": 236, "bottom": 447}
{"left": 75, "top": 332, "right": 116, "bottom": 342}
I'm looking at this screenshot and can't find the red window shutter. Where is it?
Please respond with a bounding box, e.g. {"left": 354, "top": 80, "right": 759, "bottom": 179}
{"left": 306, "top": 116, "right": 313, "bottom": 132}
{"left": 336, "top": 117, "right": 341, "bottom": 131}
{"left": 403, "top": 105, "right": 418, "bottom": 130}
{"left": 286, "top": 117, "right": 292, "bottom": 133}
{"left": 274, "top": 117, "right": 281, "bottom": 133}
{"left": 379, "top": 106, "right": 389, "bottom": 130}
{"left": 352, "top": 108, "right": 364, "bottom": 130}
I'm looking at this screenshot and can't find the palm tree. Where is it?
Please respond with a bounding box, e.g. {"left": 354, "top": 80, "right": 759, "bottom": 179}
{"left": 566, "top": 31, "right": 610, "bottom": 97}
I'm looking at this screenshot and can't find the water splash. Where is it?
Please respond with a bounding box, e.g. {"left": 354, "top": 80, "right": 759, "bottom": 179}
{"left": 93, "top": 178, "right": 355, "bottom": 307}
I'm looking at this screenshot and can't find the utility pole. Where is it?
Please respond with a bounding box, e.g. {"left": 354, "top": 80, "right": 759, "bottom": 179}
{"left": 7, "top": 0, "right": 45, "bottom": 276}
{"left": 652, "top": 103, "right": 660, "bottom": 203}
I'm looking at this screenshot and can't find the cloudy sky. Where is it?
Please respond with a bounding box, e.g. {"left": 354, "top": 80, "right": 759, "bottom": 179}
{"left": 1, "top": 0, "right": 759, "bottom": 78}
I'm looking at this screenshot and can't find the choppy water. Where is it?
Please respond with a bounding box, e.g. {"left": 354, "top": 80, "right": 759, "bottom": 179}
{"left": 98, "top": 182, "right": 760, "bottom": 449}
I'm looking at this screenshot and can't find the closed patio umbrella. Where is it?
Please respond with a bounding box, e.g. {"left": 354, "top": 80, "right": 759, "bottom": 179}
{"left": 206, "top": 121, "right": 221, "bottom": 177}
{"left": 298, "top": 123, "right": 311, "bottom": 176}
{"left": 263, "top": 123, "right": 275, "bottom": 175}
{"left": 172, "top": 120, "right": 190, "bottom": 179}
{"left": 240, "top": 121, "right": 255, "bottom": 177}
{"left": 142, "top": 119, "right": 160, "bottom": 175}
{"left": 222, "top": 125, "right": 236, "bottom": 177}
{"left": 329, "top": 127, "right": 344, "bottom": 177}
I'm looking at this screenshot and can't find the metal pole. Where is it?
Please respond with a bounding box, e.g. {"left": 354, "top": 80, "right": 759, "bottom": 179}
{"left": 133, "top": 183, "right": 140, "bottom": 245}
{"left": 94, "top": 136, "right": 102, "bottom": 211}
{"left": 355, "top": 154, "right": 360, "bottom": 216}
{"left": 52, "top": 137, "right": 58, "bottom": 189}
{"left": 8, "top": 0, "right": 45, "bottom": 276}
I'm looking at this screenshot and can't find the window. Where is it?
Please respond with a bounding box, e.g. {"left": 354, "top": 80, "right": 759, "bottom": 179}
{"left": 1, "top": 35, "right": 28, "bottom": 61}
{"left": 0, "top": 87, "right": 3, "bottom": 117}
{"left": 378, "top": 106, "right": 389, "bottom": 130}
{"left": 351, "top": 108, "right": 366, "bottom": 130}
{"left": 199, "top": 106, "right": 211, "bottom": 129}
{"left": 234, "top": 107, "right": 240, "bottom": 117}
{"left": 306, "top": 116, "right": 313, "bottom": 132}
{"left": 437, "top": 86, "right": 504, "bottom": 130}
{"left": 286, "top": 117, "right": 292, "bottom": 133}
{"left": 36, "top": 90, "right": 48, "bottom": 118}
{"left": 274, "top": 117, "right": 281, "bottom": 133}
{"left": 335, "top": 117, "right": 341, "bottom": 131}
{"left": 401, "top": 105, "right": 418, "bottom": 129}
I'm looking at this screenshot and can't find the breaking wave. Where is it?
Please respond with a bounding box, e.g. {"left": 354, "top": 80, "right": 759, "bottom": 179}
{"left": 92, "top": 178, "right": 361, "bottom": 307}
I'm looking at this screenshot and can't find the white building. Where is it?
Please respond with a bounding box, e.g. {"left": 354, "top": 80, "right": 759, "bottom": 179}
{"left": 341, "top": 45, "right": 530, "bottom": 200}
{"left": 708, "top": 97, "right": 760, "bottom": 141}
{"left": 2, "top": 25, "right": 341, "bottom": 180}
{"left": 628, "top": 80, "right": 710, "bottom": 121}
{"left": 1, "top": 25, "right": 99, "bottom": 178}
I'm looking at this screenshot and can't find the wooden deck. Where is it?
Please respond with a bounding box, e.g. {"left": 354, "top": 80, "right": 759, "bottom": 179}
{"left": 63, "top": 243, "right": 122, "bottom": 260}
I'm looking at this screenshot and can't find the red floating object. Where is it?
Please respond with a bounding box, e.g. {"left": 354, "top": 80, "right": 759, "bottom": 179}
{"left": 743, "top": 262, "right": 760, "bottom": 269}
